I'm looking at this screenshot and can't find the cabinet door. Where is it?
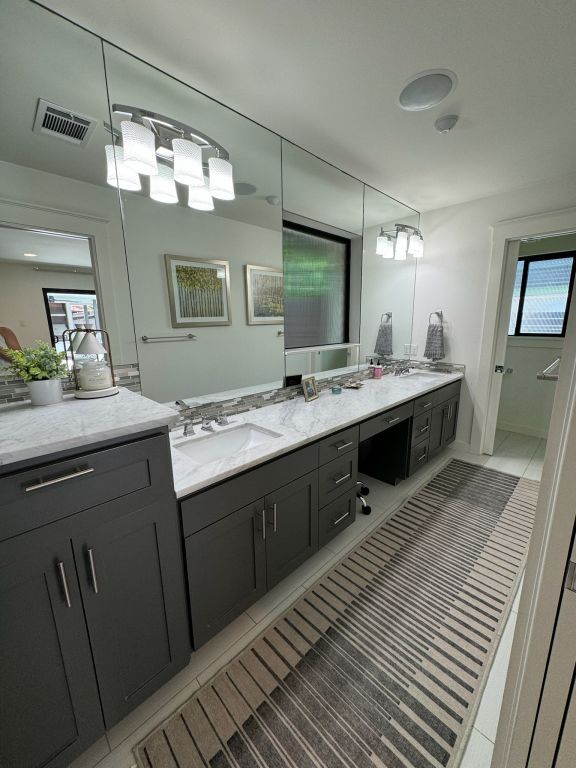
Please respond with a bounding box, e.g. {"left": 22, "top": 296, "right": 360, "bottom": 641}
{"left": 0, "top": 529, "right": 102, "bottom": 768}
{"left": 73, "top": 497, "right": 189, "bottom": 728}
{"left": 265, "top": 471, "right": 319, "bottom": 589}
{"left": 185, "top": 500, "right": 266, "bottom": 649}
{"left": 428, "top": 404, "right": 445, "bottom": 457}
{"left": 443, "top": 395, "right": 459, "bottom": 446}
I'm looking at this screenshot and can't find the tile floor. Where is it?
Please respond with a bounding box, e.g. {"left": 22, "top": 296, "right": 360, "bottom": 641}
{"left": 70, "top": 431, "right": 545, "bottom": 768}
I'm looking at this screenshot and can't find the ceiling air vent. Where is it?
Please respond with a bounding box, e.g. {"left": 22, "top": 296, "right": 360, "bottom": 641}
{"left": 33, "top": 99, "right": 97, "bottom": 145}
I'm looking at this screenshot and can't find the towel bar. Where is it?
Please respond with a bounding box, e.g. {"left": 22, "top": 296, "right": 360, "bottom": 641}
{"left": 141, "top": 334, "right": 196, "bottom": 342}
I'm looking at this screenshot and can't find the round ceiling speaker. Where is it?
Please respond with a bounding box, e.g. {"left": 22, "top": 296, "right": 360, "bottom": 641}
{"left": 399, "top": 70, "right": 456, "bottom": 111}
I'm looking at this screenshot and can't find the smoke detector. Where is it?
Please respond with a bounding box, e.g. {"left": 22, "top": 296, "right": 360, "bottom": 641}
{"left": 33, "top": 99, "right": 97, "bottom": 145}
{"left": 434, "top": 115, "right": 459, "bottom": 134}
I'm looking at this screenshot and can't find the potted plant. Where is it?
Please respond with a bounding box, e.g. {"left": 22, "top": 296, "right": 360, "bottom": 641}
{"left": 5, "top": 340, "right": 67, "bottom": 406}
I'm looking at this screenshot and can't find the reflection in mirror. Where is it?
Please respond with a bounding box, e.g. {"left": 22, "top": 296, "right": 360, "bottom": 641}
{"left": 360, "top": 186, "right": 420, "bottom": 368}
{"left": 0, "top": 225, "right": 99, "bottom": 371}
{"left": 281, "top": 141, "right": 364, "bottom": 380}
{"left": 0, "top": 0, "right": 136, "bottom": 372}
{"left": 103, "top": 44, "right": 284, "bottom": 404}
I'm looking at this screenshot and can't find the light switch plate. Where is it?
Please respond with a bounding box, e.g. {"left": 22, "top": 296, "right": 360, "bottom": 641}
{"left": 404, "top": 343, "right": 418, "bottom": 355}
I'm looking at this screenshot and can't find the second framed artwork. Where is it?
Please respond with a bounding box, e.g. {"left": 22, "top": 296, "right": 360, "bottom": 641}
{"left": 245, "top": 264, "right": 284, "bottom": 325}
{"left": 165, "top": 254, "right": 231, "bottom": 327}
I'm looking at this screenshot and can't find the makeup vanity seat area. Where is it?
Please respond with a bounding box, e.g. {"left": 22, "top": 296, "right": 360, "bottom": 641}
{"left": 0, "top": 429, "right": 189, "bottom": 768}
{"left": 181, "top": 378, "right": 461, "bottom": 649}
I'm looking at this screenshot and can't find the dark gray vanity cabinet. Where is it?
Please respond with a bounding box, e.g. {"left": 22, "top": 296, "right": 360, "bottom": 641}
{"left": 265, "top": 471, "right": 319, "bottom": 588}
{"left": 409, "top": 381, "right": 461, "bottom": 473}
{"left": 185, "top": 499, "right": 267, "bottom": 648}
{"left": 0, "top": 430, "right": 190, "bottom": 767}
{"left": 0, "top": 524, "right": 103, "bottom": 768}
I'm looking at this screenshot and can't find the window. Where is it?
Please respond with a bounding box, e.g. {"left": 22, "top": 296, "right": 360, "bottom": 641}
{"left": 283, "top": 222, "right": 350, "bottom": 349}
{"left": 508, "top": 253, "right": 576, "bottom": 337}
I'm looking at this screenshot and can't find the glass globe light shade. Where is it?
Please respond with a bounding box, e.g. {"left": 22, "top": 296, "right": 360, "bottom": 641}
{"left": 120, "top": 120, "right": 157, "bottom": 176}
{"left": 149, "top": 164, "right": 178, "bottom": 204}
{"left": 105, "top": 145, "right": 141, "bottom": 191}
{"left": 172, "top": 138, "right": 204, "bottom": 187}
{"left": 208, "top": 157, "right": 235, "bottom": 200}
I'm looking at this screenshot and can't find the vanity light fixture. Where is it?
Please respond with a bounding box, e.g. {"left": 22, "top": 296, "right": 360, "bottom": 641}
{"left": 375, "top": 224, "right": 424, "bottom": 261}
{"left": 120, "top": 120, "right": 158, "bottom": 175}
{"left": 105, "top": 145, "right": 141, "bottom": 192}
{"left": 150, "top": 163, "right": 178, "bottom": 204}
{"left": 188, "top": 177, "right": 215, "bottom": 211}
{"left": 108, "top": 105, "right": 234, "bottom": 212}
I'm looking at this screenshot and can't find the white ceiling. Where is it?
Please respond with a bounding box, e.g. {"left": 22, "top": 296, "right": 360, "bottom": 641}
{"left": 37, "top": 0, "right": 576, "bottom": 212}
{"left": 0, "top": 226, "right": 93, "bottom": 267}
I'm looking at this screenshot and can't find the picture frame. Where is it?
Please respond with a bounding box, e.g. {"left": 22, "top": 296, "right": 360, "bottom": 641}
{"left": 245, "top": 264, "right": 284, "bottom": 325}
{"left": 302, "top": 375, "right": 319, "bottom": 402}
{"left": 165, "top": 254, "right": 231, "bottom": 327}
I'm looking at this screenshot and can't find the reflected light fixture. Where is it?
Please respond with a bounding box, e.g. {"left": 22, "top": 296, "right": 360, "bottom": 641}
{"left": 375, "top": 224, "right": 424, "bottom": 261}
{"left": 376, "top": 228, "right": 394, "bottom": 259}
{"left": 188, "top": 177, "right": 214, "bottom": 211}
{"left": 105, "top": 144, "right": 141, "bottom": 191}
{"left": 120, "top": 120, "right": 157, "bottom": 175}
{"left": 172, "top": 138, "right": 204, "bottom": 187}
{"left": 108, "top": 105, "right": 234, "bottom": 214}
{"left": 150, "top": 163, "right": 178, "bottom": 204}
{"left": 208, "top": 157, "right": 235, "bottom": 200}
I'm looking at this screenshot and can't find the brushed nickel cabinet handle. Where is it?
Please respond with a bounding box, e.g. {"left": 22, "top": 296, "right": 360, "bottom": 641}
{"left": 421, "top": 401, "right": 433, "bottom": 409}
{"left": 87, "top": 548, "right": 99, "bottom": 594}
{"left": 417, "top": 452, "right": 427, "bottom": 463}
{"left": 25, "top": 467, "right": 94, "bottom": 492}
{"left": 334, "top": 472, "right": 352, "bottom": 485}
{"left": 336, "top": 441, "right": 354, "bottom": 451}
{"left": 261, "top": 509, "right": 266, "bottom": 541}
{"left": 57, "top": 561, "right": 72, "bottom": 608}
{"left": 333, "top": 511, "right": 351, "bottom": 526}
{"left": 419, "top": 424, "right": 430, "bottom": 433}
{"left": 385, "top": 416, "right": 400, "bottom": 425}
{"left": 272, "top": 503, "right": 277, "bottom": 533}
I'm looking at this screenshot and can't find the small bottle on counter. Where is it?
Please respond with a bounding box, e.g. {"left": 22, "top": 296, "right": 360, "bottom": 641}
{"left": 374, "top": 359, "right": 383, "bottom": 379}
{"left": 368, "top": 358, "right": 375, "bottom": 377}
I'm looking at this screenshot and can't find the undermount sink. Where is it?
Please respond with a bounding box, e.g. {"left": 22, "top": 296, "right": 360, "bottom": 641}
{"left": 397, "top": 370, "right": 446, "bottom": 379}
{"left": 173, "top": 423, "right": 282, "bottom": 465}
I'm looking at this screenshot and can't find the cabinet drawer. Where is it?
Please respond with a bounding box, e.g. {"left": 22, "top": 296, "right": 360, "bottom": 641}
{"left": 318, "top": 425, "right": 359, "bottom": 466}
{"left": 318, "top": 490, "right": 356, "bottom": 548}
{"left": 0, "top": 433, "right": 172, "bottom": 542}
{"left": 409, "top": 440, "right": 429, "bottom": 474}
{"left": 413, "top": 392, "right": 436, "bottom": 414}
{"left": 436, "top": 380, "right": 461, "bottom": 405}
{"left": 359, "top": 402, "right": 413, "bottom": 442}
{"left": 181, "top": 444, "right": 318, "bottom": 536}
{"left": 318, "top": 452, "right": 358, "bottom": 508}
{"left": 412, "top": 410, "right": 432, "bottom": 445}
{"left": 414, "top": 379, "right": 462, "bottom": 413}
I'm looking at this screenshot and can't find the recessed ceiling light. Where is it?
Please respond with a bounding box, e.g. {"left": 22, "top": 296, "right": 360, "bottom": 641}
{"left": 399, "top": 70, "right": 457, "bottom": 111}
{"left": 23, "top": 252, "right": 38, "bottom": 258}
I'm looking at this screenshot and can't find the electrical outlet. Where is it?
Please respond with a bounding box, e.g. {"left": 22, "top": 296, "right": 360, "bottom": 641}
{"left": 404, "top": 343, "right": 418, "bottom": 356}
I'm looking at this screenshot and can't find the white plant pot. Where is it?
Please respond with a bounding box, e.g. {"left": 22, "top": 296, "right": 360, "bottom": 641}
{"left": 27, "top": 379, "right": 63, "bottom": 407}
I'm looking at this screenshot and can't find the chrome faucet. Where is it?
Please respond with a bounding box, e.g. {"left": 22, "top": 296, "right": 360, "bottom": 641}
{"left": 215, "top": 414, "right": 230, "bottom": 426}
{"left": 182, "top": 421, "right": 195, "bottom": 437}
{"left": 201, "top": 416, "right": 215, "bottom": 432}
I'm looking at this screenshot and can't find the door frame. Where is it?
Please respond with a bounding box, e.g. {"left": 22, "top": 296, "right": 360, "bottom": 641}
{"left": 471, "top": 206, "right": 576, "bottom": 455}
{"left": 492, "top": 272, "right": 576, "bottom": 766}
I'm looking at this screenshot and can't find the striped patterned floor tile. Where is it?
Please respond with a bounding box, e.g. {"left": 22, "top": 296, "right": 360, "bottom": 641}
{"left": 136, "top": 459, "right": 537, "bottom": 768}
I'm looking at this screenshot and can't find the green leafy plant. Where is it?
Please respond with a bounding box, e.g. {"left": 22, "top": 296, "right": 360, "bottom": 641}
{"left": 5, "top": 341, "right": 67, "bottom": 382}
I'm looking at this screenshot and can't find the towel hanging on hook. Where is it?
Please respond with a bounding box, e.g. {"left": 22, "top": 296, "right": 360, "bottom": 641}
{"left": 425, "top": 310, "right": 445, "bottom": 361}
{"left": 375, "top": 312, "right": 393, "bottom": 357}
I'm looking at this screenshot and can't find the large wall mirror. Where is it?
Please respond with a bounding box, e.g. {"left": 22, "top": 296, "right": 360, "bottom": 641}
{"left": 360, "top": 186, "right": 420, "bottom": 367}
{"left": 281, "top": 141, "right": 364, "bottom": 380}
{"left": 0, "top": 0, "right": 136, "bottom": 372}
{"left": 102, "top": 44, "right": 284, "bottom": 404}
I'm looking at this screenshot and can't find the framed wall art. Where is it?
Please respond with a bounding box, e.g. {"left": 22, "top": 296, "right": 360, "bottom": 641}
{"left": 245, "top": 264, "right": 284, "bottom": 325}
{"left": 165, "top": 254, "right": 231, "bottom": 327}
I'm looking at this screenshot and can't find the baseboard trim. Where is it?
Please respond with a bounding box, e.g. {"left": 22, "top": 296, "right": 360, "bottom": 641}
{"left": 497, "top": 421, "right": 547, "bottom": 439}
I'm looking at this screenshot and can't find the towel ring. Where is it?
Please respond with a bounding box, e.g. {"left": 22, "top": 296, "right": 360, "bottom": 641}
{"left": 429, "top": 310, "right": 444, "bottom": 324}
{"left": 381, "top": 312, "right": 392, "bottom": 323}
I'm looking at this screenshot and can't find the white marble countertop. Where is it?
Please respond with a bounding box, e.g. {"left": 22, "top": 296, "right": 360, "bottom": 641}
{"left": 0, "top": 387, "right": 178, "bottom": 468}
{"left": 171, "top": 371, "right": 463, "bottom": 499}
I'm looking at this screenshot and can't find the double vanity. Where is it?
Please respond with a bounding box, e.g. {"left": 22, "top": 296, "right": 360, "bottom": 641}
{"left": 0, "top": 369, "right": 461, "bottom": 768}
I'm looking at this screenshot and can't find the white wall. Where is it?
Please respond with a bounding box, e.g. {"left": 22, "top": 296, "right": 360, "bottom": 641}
{"left": 415, "top": 172, "right": 576, "bottom": 445}
{"left": 0, "top": 261, "right": 94, "bottom": 347}
{"left": 0, "top": 161, "right": 135, "bottom": 365}
{"left": 121, "top": 194, "right": 284, "bottom": 403}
